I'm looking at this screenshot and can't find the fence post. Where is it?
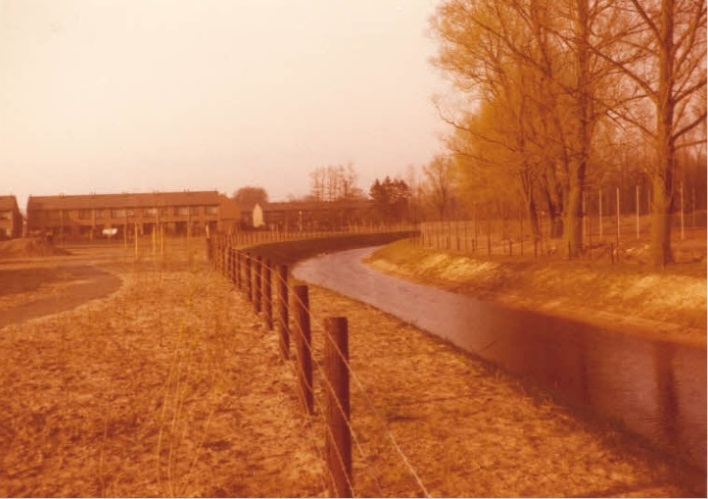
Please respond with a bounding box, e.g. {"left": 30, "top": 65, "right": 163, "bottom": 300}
{"left": 599, "top": 188, "right": 603, "bottom": 240}
{"left": 277, "top": 265, "right": 290, "bottom": 359}
{"left": 487, "top": 218, "right": 491, "bottom": 256}
{"left": 231, "top": 247, "right": 237, "bottom": 282}
{"left": 225, "top": 245, "right": 230, "bottom": 279}
{"left": 293, "top": 285, "right": 314, "bottom": 414}
{"left": 263, "top": 258, "right": 273, "bottom": 330}
{"left": 134, "top": 222, "right": 139, "bottom": 260}
{"left": 582, "top": 192, "right": 586, "bottom": 249}
{"left": 254, "top": 255, "right": 262, "bottom": 314}
{"left": 236, "top": 251, "right": 242, "bottom": 289}
{"left": 324, "top": 317, "right": 352, "bottom": 498}
{"left": 616, "top": 187, "right": 621, "bottom": 251}
{"left": 680, "top": 182, "right": 685, "bottom": 240}
{"left": 636, "top": 185, "right": 640, "bottom": 240}
{"left": 245, "top": 253, "right": 252, "bottom": 302}
{"left": 222, "top": 241, "right": 227, "bottom": 276}
{"left": 229, "top": 247, "right": 234, "bottom": 281}
{"left": 456, "top": 222, "right": 460, "bottom": 252}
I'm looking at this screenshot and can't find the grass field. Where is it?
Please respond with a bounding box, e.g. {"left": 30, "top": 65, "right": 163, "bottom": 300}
{"left": 0, "top": 237, "right": 704, "bottom": 496}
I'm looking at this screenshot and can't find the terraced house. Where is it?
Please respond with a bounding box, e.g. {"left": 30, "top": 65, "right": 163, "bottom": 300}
{"left": 0, "top": 195, "right": 23, "bottom": 239}
{"left": 26, "top": 190, "right": 240, "bottom": 240}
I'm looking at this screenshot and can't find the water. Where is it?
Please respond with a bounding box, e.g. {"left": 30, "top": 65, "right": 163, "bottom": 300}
{"left": 293, "top": 246, "right": 707, "bottom": 471}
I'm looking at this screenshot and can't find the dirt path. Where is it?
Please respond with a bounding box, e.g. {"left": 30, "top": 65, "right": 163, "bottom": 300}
{"left": 0, "top": 265, "right": 123, "bottom": 329}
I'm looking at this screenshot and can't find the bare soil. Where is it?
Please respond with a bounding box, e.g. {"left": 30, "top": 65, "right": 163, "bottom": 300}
{"left": 0, "top": 242, "right": 704, "bottom": 497}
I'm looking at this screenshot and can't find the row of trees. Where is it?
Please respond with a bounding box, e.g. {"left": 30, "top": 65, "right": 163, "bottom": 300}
{"left": 230, "top": 162, "right": 479, "bottom": 224}
{"left": 308, "top": 164, "right": 364, "bottom": 203}
{"left": 430, "top": 0, "right": 706, "bottom": 267}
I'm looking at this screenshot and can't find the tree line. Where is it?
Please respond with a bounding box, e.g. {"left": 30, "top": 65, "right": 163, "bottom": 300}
{"left": 429, "top": 0, "right": 706, "bottom": 267}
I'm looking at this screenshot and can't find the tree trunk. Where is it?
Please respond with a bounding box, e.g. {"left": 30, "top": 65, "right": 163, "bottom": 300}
{"left": 651, "top": 0, "right": 676, "bottom": 268}
{"left": 565, "top": 170, "right": 585, "bottom": 256}
{"left": 541, "top": 176, "right": 564, "bottom": 238}
{"left": 527, "top": 195, "right": 541, "bottom": 241}
{"left": 565, "top": 0, "right": 591, "bottom": 259}
{"left": 550, "top": 212, "right": 564, "bottom": 239}
{"left": 651, "top": 176, "right": 674, "bottom": 267}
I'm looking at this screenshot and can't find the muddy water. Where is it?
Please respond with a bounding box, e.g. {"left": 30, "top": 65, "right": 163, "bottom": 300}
{"left": 293, "top": 246, "right": 707, "bottom": 471}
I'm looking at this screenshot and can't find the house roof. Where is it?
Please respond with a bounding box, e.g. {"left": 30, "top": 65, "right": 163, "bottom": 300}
{"left": 26, "top": 191, "right": 221, "bottom": 211}
{"left": 263, "top": 200, "right": 372, "bottom": 213}
{"left": 0, "top": 196, "right": 19, "bottom": 212}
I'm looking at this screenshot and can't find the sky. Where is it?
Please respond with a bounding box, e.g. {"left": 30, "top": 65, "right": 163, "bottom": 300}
{"left": 0, "top": 0, "right": 450, "bottom": 211}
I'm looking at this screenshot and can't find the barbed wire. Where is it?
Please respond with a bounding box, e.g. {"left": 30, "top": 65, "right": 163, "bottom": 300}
{"left": 208, "top": 238, "right": 430, "bottom": 497}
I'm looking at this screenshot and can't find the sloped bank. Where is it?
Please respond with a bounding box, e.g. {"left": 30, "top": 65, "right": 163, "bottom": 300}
{"left": 243, "top": 231, "right": 416, "bottom": 265}
{"left": 365, "top": 239, "right": 706, "bottom": 347}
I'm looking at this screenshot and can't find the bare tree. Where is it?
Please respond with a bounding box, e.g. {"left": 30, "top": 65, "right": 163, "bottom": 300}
{"left": 309, "top": 164, "right": 363, "bottom": 202}
{"left": 597, "top": 0, "right": 707, "bottom": 266}
{"left": 423, "top": 156, "right": 457, "bottom": 220}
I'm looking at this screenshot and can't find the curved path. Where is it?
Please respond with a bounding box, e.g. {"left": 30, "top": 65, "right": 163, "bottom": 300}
{"left": 293, "top": 246, "right": 707, "bottom": 471}
{"left": 0, "top": 265, "right": 122, "bottom": 329}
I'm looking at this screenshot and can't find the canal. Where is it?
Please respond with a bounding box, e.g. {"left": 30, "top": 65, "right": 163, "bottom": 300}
{"left": 292, "top": 246, "right": 707, "bottom": 472}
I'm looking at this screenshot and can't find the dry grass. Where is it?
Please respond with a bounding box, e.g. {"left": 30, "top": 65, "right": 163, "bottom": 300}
{"left": 0, "top": 237, "right": 69, "bottom": 259}
{"left": 0, "top": 241, "right": 703, "bottom": 497}
{"left": 0, "top": 252, "right": 325, "bottom": 497}
{"left": 368, "top": 239, "right": 706, "bottom": 344}
{"left": 301, "top": 286, "right": 702, "bottom": 497}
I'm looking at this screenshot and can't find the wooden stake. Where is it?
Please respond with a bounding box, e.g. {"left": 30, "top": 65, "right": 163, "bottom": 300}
{"left": 293, "top": 285, "right": 313, "bottom": 414}
{"left": 324, "top": 317, "right": 352, "bottom": 497}
{"left": 277, "top": 265, "right": 289, "bottom": 359}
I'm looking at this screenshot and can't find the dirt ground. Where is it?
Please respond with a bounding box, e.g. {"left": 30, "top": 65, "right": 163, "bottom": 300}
{"left": 0, "top": 241, "right": 704, "bottom": 497}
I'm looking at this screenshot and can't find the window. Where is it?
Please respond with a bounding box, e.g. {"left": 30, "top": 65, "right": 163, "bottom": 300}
{"left": 190, "top": 206, "right": 200, "bottom": 215}
{"left": 0, "top": 211, "right": 11, "bottom": 220}
{"left": 205, "top": 205, "right": 218, "bottom": 215}
{"left": 111, "top": 208, "right": 126, "bottom": 218}
{"left": 95, "top": 209, "right": 104, "bottom": 219}
{"left": 78, "top": 209, "right": 91, "bottom": 220}
{"left": 143, "top": 208, "right": 158, "bottom": 217}
{"left": 175, "top": 206, "right": 189, "bottom": 216}
{"left": 48, "top": 210, "right": 61, "bottom": 220}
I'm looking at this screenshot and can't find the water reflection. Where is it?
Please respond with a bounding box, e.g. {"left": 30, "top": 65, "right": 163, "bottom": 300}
{"left": 293, "top": 247, "right": 707, "bottom": 470}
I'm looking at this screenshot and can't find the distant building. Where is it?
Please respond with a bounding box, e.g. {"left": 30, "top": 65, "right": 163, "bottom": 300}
{"left": 259, "top": 200, "right": 374, "bottom": 231}
{"left": 253, "top": 203, "right": 265, "bottom": 229}
{"left": 0, "top": 195, "right": 23, "bottom": 239}
{"left": 26, "top": 190, "right": 241, "bottom": 240}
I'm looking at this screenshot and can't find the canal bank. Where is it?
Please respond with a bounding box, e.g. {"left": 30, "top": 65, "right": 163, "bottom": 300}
{"left": 292, "top": 245, "right": 707, "bottom": 477}
{"left": 367, "top": 239, "right": 706, "bottom": 347}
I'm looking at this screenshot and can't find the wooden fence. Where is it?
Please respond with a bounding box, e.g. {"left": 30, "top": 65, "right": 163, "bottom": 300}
{"left": 226, "top": 223, "right": 417, "bottom": 249}
{"left": 418, "top": 203, "right": 705, "bottom": 263}
{"left": 207, "top": 234, "right": 429, "bottom": 497}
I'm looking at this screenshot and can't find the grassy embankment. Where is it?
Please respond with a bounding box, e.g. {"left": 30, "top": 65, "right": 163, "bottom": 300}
{"left": 366, "top": 238, "right": 706, "bottom": 346}
{"left": 244, "top": 231, "right": 415, "bottom": 265}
